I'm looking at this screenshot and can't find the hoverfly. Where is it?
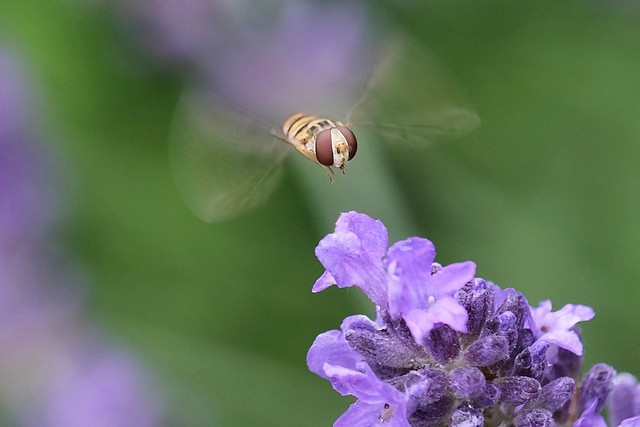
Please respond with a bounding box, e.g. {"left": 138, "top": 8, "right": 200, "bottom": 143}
{"left": 169, "top": 5, "right": 479, "bottom": 223}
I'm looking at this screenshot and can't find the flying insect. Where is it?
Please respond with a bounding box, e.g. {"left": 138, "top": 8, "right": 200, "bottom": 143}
{"left": 169, "top": 30, "right": 480, "bottom": 222}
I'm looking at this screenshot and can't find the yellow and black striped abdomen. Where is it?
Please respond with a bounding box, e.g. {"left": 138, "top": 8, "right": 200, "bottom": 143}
{"left": 280, "top": 112, "right": 356, "bottom": 171}
{"left": 282, "top": 113, "right": 342, "bottom": 145}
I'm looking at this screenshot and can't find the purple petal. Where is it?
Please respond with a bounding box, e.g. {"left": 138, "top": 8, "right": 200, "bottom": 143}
{"left": 538, "top": 329, "right": 583, "bottom": 355}
{"left": 307, "top": 330, "right": 361, "bottom": 378}
{"left": 551, "top": 304, "right": 595, "bottom": 328}
{"left": 609, "top": 373, "right": 640, "bottom": 427}
{"left": 334, "top": 212, "right": 389, "bottom": 260}
{"left": 314, "top": 212, "right": 389, "bottom": 297}
{"left": 620, "top": 417, "right": 640, "bottom": 427}
{"left": 531, "top": 300, "right": 552, "bottom": 318}
{"left": 530, "top": 301, "right": 595, "bottom": 337}
{"left": 385, "top": 238, "right": 474, "bottom": 324}
{"left": 401, "top": 312, "right": 433, "bottom": 345}
{"left": 315, "top": 231, "right": 387, "bottom": 306}
{"left": 312, "top": 270, "right": 336, "bottom": 293}
{"left": 334, "top": 400, "right": 411, "bottom": 427}
{"left": 428, "top": 261, "right": 476, "bottom": 297}
{"left": 385, "top": 238, "right": 436, "bottom": 303}
{"left": 574, "top": 399, "right": 607, "bottom": 427}
{"left": 386, "top": 275, "right": 405, "bottom": 320}
{"left": 403, "top": 297, "right": 468, "bottom": 344}
{"left": 425, "top": 297, "right": 469, "bottom": 332}
{"left": 323, "top": 363, "right": 406, "bottom": 405}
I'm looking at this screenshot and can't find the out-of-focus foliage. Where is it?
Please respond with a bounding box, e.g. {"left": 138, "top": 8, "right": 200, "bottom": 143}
{"left": 0, "top": 0, "right": 639, "bottom": 426}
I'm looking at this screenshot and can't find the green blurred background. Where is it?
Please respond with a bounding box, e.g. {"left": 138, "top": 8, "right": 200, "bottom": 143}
{"left": 1, "top": 0, "right": 639, "bottom": 425}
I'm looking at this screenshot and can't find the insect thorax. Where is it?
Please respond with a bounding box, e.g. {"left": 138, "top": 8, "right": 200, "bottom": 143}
{"left": 282, "top": 113, "right": 344, "bottom": 146}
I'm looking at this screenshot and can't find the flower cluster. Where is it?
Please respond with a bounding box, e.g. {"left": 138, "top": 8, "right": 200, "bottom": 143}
{"left": 308, "top": 212, "right": 640, "bottom": 427}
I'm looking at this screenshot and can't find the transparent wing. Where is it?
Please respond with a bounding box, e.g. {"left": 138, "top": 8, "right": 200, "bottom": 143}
{"left": 348, "top": 35, "right": 481, "bottom": 147}
{"left": 169, "top": 91, "right": 290, "bottom": 223}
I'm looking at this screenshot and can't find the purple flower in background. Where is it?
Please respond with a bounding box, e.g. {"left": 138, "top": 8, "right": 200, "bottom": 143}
{"left": 200, "top": 0, "right": 373, "bottom": 123}
{"left": 0, "top": 48, "right": 53, "bottom": 246}
{"left": 116, "top": 0, "right": 373, "bottom": 123}
{"left": 308, "top": 211, "right": 640, "bottom": 426}
{"left": 115, "top": 0, "right": 222, "bottom": 66}
{"left": 0, "top": 48, "right": 29, "bottom": 134}
{"left": 0, "top": 45, "right": 166, "bottom": 426}
{"left": 26, "top": 347, "right": 163, "bottom": 427}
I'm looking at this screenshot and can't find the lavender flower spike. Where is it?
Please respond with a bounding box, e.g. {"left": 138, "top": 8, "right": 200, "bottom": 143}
{"left": 315, "top": 211, "right": 475, "bottom": 343}
{"left": 308, "top": 211, "right": 638, "bottom": 427}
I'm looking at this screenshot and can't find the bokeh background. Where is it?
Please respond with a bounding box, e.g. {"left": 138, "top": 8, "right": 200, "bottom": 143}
{"left": 1, "top": 0, "right": 639, "bottom": 425}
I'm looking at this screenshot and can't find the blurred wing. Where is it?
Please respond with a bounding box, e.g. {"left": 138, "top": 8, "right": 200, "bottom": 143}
{"left": 169, "top": 91, "right": 290, "bottom": 222}
{"left": 348, "top": 35, "right": 481, "bottom": 146}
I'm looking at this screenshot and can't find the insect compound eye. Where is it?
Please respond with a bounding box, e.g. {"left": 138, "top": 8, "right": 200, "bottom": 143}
{"left": 338, "top": 126, "right": 357, "bottom": 160}
{"left": 315, "top": 129, "right": 334, "bottom": 166}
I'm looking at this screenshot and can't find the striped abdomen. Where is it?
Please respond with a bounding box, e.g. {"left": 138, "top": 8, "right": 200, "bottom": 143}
{"left": 282, "top": 113, "right": 343, "bottom": 145}
{"left": 281, "top": 113, "right": 357, "bottom": 169}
